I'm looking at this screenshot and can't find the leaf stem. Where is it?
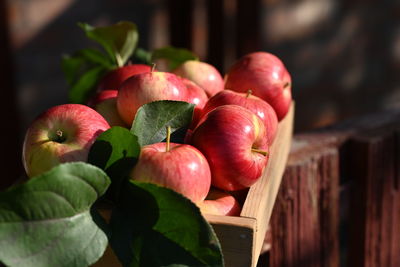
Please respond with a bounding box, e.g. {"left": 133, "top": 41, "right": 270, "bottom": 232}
{"left": 115, "top": 53, "right": 124, "bottom": 67}
{"left": 166, "top": 126, "right": 171, "bottom": 152}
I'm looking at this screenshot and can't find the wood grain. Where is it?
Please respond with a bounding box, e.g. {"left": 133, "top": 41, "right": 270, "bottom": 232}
{"left": 240, "top": 103, "right": 294, "bottom": 266}
{"left": 268, "top": 134, "right": 340, "bottom": 267}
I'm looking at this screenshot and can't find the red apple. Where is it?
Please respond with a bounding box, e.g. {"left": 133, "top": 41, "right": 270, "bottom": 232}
{"left": 191, "top": 105, "right": 269, "bottom": 191}
{"left": 130, "top": 142, "right": 211, "bottom": 203}
{"left": 97, "top": 64, "right": 152, "bottom": 91}
{"left": 173, "top": 60, "right": 224, "bottom": 97}
{"left": 225, "top": 52, "right": 292, "bottom": 120}
{"left": 117, "top": 71, "right": 188, "bottom": 126}
{"left": 22, "top": 104, "right": 110, "bottom": 177}
{"left": 179, "top": 77, "right": 209, "bottom": 129}
{"left": 197, "top": 188, "right": 241, "bottom": 216}
{"left": 200, "top": 89, "right": 278, "bottom": 145}
{"left": 87, "top": 90, "right": 127, "bottom": 127}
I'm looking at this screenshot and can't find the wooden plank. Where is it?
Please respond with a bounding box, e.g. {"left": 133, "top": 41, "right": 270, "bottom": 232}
{"left": 205, "top": 214, "right": 256, "bottom": 267}
{"left": 346, "top": 128, "right": 400, "bottom": 267}
{"left": 268, "top": 135, "right": 340, "bottom": 267}
{"left": 241, "top": 103, "right": 294, "bottom": 267}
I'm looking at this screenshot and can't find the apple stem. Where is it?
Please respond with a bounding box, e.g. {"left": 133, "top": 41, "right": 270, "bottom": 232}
{"left": 251, "top": 148, "right": 268, "bottom": 156}
{"left": 151, "top": 63, "right": 156, "bottom": 72}
{"left": 284, "top": 82, "right": 291, "bottom": 89}
{"left": 246, "top": 90, "right": 252, "bottom": 98}
{"left": 166, "top": 126, "right": 171, "bottom": 152}
{"left": 54, "top": 130, "right": 66, "bottom": 143}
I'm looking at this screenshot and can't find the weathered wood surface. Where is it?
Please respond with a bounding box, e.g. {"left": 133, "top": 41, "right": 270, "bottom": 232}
{"left": 346, "top": 129, "right": 400, "bottom": 267}
{"left": 260, "top": 108, "right": 400, "bottom": 267}
{"left": 267, "top": 135, "right": 340, "bottom": 267}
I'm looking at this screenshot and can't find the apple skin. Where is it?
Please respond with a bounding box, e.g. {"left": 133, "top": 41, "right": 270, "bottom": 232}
{"left": 22, "top": 104, "right": 110, "bottom": 177}
{"left": 179, "top": 77, "right": 209, "bottom": 129}
{"left": 190, "top": 105, "right": 269, "bottom": 191}
{"left": 117, "top": 71, "right": 188, "bottom": 126}
{"left": 87, "top": 90, "right": 128, "bottom": 127}
{"left": 224, "top": 52, "right": 292, "bottom": 120}
{"left": 197, "top": 188, "right": 241, "bottom": 216}
{"left": 97, "top": 64, "right": 152, "bottom": 91}
{"left": 200, "top": 89, "right": 278, "bottom": 145}
{"left": 130, "top": 142, "right": 211, "bottom": 203}
{"left": 173, "top": 60, "right": 224, "bottom": 97}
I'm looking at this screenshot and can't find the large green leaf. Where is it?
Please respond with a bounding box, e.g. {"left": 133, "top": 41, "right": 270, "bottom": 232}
{"left": 131, "top": 101, "right": 195, "bottom": 147}
{"left": 151, "top": 46, "right": 198, "bottom": 70}
{"left": 88, "top": 126, "right": 141, "bottom": 200}
{"left": 0, "top": 162, "right": 111, "bottom": 267}
{"left": 67, "top": 65, "right": 107, "bottom": 104}
{"left": 110, "top": 181, "right": 224, "bottom": 267}
{"left": 62, "top": 48, "right": 113, "bottom": 85}
{"left": 79, "top": 21, "right": 138, "bottom": 67}
{"left": 62, "top": 49, "right": 111, "bottom": 104}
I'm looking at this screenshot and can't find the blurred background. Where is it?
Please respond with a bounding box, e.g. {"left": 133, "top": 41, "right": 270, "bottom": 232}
{"left": 1, "top": 0, "right": 400, "bottom": 183}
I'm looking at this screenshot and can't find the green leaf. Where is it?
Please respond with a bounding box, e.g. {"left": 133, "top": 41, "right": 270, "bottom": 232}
{"left": 110, "top": 181, "right": 224, "bottom": 267}
{"left": 62, "top": 49, "right": 113, "bottom": 85}
{"left": 88, "top": 126, "right": 141, "bottom": 200}
{"left": 133, "top": 47, "right": 152, "bottom": 65}
{"left": 68, "top": 65, "right": 107, "bottom": 104}
{"left": 77, "top": 48, "right": 115, "bottom": 68}
{"left": 131, "top": 100, "right": 195, "bottom": 147}
{"left": 0, "top": 162, "right": 111, "bottom": 267}
{"left": 79, "top": 21, "right": 138, "bottom": 67}
{"left": 151, "top": 46, "right": 198, "bottom": 70}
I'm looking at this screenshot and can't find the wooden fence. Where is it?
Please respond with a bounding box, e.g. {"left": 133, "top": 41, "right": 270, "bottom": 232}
{"left": 256, "top": 108, "right": 400, "bottom": 267}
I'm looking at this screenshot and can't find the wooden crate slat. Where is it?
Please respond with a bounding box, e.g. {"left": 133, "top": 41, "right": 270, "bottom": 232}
{"left": 241, "top": 103, "right": 294, "bottom": 266}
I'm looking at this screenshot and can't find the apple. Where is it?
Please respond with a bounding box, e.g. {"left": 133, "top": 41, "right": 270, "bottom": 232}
{"left": 180, "top": 77, "right": 208, "bottom": 109}
{"left": 117, "top": 71, "right": 188, "bottom": 126}
{"left": 179, "top": 77, "right": 209, "bottom": 129}
{"left": 130, "top": 137, "right": 211, "bottom": 203}
{"left": 173, "top": 60, "right": 224, "bottom": 97}
{"left": 190, "top": 105, "right": 269, "bottom": 191}
{"left": 197, "top": 188, "right": 241, "bottom": 216}
{"left": 200, "top": 89, "right": 278, "bottom": 145}
{"left": 97, "top": 64, "right": 152, "bottom": 91}
{"left": 87, "top": 90, "right": 127, "bottom": 127}
{"left": 224, "top": 52, "right": 292, "bottom": 120}
{"left": 22, "top": 104, "right": 110, "bottom": 177}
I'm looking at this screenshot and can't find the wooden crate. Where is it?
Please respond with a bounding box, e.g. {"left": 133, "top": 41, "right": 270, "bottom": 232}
{"left": 94, "top": 104, "right": 294, "bottom": 267}
{"left": 204, "top": 103, "right": 294, "bottom": 267}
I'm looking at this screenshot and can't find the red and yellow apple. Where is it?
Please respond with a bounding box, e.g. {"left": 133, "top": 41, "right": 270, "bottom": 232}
{"left": 191, "top": 105, "right": 269, "bottom": 191}
{"left": 179, "top": 77, "right": 209, "bottom": 129}
{"left": 197, "top": 188, "right": 241, "bottom": 216}
{"left": 97, "top": 63, "right": 152, "bottom": 91}
{"left": 200, "top": 89, "right": 278, "bottom": 144}
{"left": 173, "top": 60, "right": 224, "bottom": 97}
{"left": 225, "top": 52, "right": 292, "bottom": 120}
{"left": 130, "top": 142, "right": 211, "bottom": 203}
{"left": 117, "top": 71, "right": 188, "bottom": 126}
{"left": 22, "top": 104, "right": 110, "bottom": 177}
{"left": 87, "top": 90, "right": 127, "bottom": 127}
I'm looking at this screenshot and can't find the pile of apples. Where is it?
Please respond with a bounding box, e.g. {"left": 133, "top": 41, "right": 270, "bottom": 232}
{"left": 22, "top": 51, "right": 292, "bottom": 216}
